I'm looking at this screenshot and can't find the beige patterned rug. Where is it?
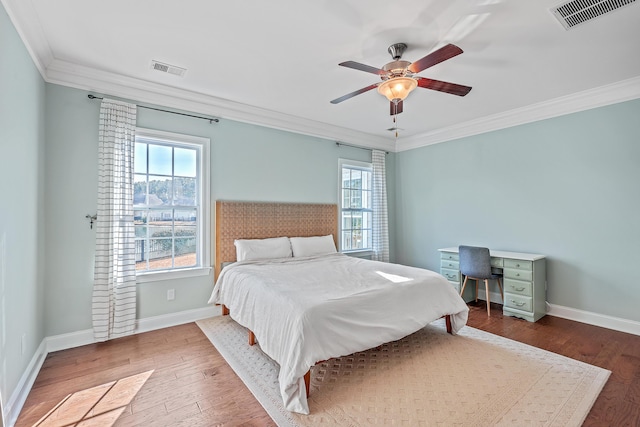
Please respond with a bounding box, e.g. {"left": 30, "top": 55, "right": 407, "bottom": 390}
{"left": 196, "top": 316, "right": 609, "bottom": 427}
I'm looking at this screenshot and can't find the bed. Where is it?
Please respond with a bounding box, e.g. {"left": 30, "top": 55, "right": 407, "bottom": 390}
{"left": 208, "top": 201, "right": 469, "bottom": 414}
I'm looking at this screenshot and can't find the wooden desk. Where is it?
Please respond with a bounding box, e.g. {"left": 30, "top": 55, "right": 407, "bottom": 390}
{"left": 438, "top": 247, "right": 547, "bottom": 322}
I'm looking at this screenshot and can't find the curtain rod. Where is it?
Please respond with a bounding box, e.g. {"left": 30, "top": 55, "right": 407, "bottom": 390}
{"left": 336, "top": 141, "right": 388, "bottom": 155}
{"left": 87, "top": 94, "right": 219, "bottom": 123}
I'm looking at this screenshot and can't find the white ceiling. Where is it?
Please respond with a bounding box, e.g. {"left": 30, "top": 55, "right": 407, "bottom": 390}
{"left": 4, "top": 0, "right": 640, "bottom": 152}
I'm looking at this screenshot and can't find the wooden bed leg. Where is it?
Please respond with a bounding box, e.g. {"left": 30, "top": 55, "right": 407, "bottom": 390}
{"left": 304, "top": 370, "right": 310, "bottom": 398}
{"left": 222, "top": 305, "right": 229, "bottom": 316}
{"left": 248, "top": 330, "right": 256, "bottom": 346}
{"left": 445, "top": 314, "right": 452, "bottom": 334}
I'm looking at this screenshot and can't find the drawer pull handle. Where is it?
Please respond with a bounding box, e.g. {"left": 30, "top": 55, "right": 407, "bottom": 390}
{"left": 445, "top": 274, "right": 455, "bottom": 279}
{"left": 511, "top": 300, "right": 526, "bottom": 307}
{"left": 512, "top": 286, "right": 526, "bottom": 292}
{"left": 516, "top": 263, "right": 520, "bottom": 267}
{"left": 515, "top": 273, "right": 520, "bottom": 276}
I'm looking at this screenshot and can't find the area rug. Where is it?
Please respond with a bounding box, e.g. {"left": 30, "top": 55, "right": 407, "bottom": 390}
{"left": 196, "top": 316, "right": 610, "bottom": 427}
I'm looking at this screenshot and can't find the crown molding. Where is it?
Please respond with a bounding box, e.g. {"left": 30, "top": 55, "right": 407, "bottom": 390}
{"left": 44, "top": 59, "right": 395, "bottom": 153}
{"left": 1, "top": 0, "right": 53, "bottom": 78}
{"left": 5, "top": 0, "right": 637, "bottom": 155}
{"left": 396, "top": 76, "right": 640, "bottom": 152}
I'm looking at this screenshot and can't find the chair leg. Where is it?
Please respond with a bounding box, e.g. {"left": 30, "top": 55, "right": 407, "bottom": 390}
{"left": 485, "top": 279, "right": 491, "bottom": 317}
{"left": 475, "top": 279, "right": 479, "bottom": 302}
{"left": 460, "top": 276, "right": 469, "bottom": 297}
{"left": 496, "top": 278, "right": 504, "bottom": 302}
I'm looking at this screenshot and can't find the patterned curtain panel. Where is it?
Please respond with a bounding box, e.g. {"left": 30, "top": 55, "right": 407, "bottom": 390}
{"left": 371, "top": 150, "right": 389, "bottom": 262}
{"left": 92, "top": 99, "right": 137, "bottom": 342}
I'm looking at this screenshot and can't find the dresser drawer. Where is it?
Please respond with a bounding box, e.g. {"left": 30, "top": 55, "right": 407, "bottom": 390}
{"left": 440, "top": 268, "right": 460, "bottom": 283}
{"left": 490, "top": 257, "right": 503, "bottom": 268}
{"left": 505, "top": 294, "right": 533, "bottom": 312}
{"left": 504, "top": 268, "right": 533, "bottom": 281}
{"left": 504, "top": 259, "right": 532, "bottom": 270}
{"left": 504, "top": 278, "right": 532, "bottom": 297}
{"left": 441, "top": 259, "right": 459, "bottom": 270}
{"left": 441, "top": 252, "right": 459, "bottom": 262}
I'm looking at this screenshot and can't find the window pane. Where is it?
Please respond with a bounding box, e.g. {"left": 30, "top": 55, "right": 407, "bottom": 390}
{"left": 351, "top": 170, "right": 362, "bottom": 189}
{"left": 342, "top": 231, "right": 352, "bottom": 251}
{"left": 342, "top": 169, "right": 351, "bottom": 188}
{"left": 135, "top": 240, "right": 149, "bottom": 271}
{"left": 147, "top": 238, "right": 173, "bottom": 270}
{"left": 134, "top": 210, "right": 147, "bottom": 238}
{"left": 174, "top": 238, "right": 197, "bottom": 267}
{"left": 362, "top": 171, "right": 371, "bottom": 190}
{"left": 362, "top": 189, "right": 371, "bottom": 210}
{"left": 362, "top": 229, "right": 372, "bottom": 249}
{"left": 362, "top": 211, "right": 372, "bottom": 229}
{"left": 134, "top": 174, "right": 147, "bottom": 206}
{"left": 148, "top": 176, "right": 172, "bottom": 205}
{"left": 352, "top": 229, "right": 363, "bottom": 249}
{"left": 148, "top": 144, "right": 172, "bottom": 175}
{"left": 350, "top": 190, "right": 361, "bottom": 209}
{"left": 342, "top": 211, "right": 352, "bottom": 230}
{"left": 174, "top": 177, "right": 196, "bottom": 206}
{"left": 174, "top": 147, "right": 196, "bottom": 177}
{"left": 148, "top": 209, "right": 173, "bottom": 237}
{"left": 342, "top": 189, "right": 350, "bottom": 208}
{"left": 134, "top": 143, "right": 147, "bottom": 173}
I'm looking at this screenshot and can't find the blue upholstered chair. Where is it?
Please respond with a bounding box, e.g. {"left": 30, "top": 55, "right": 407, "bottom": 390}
{"left": 458, "top": 245, "right": 503, "bottom": 317}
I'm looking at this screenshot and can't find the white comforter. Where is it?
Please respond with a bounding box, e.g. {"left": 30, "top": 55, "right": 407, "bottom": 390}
{"left": 208, "top": 253, "right": 469, "bottom": 414}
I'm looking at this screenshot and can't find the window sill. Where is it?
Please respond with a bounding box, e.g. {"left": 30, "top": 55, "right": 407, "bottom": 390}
{"left": 342, "top": 250, "right": 373, "bottom": 259}
{"left": 136, "top": 266, "right": 212, "bottom": 283}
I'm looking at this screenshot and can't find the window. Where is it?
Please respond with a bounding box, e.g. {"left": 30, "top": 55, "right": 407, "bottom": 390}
{"left": 133, "top": 128, "right": 210, "bottom": 280}
{"left": 339, "top": 159, "right": 373, "bottom": 252}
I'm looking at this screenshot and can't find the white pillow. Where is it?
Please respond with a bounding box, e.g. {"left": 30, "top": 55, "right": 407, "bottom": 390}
{"left": 290, "top": 235, "right": 337, "bottom": 257}
{"left": 234, "top": 236, "right": 292, "bottom": 261}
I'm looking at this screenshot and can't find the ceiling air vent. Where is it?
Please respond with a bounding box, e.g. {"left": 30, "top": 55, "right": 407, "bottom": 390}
{"left": 551, "top": 0, "right": 636, "bottom": 30}
{"left": 150, "top": 60, "right": 187, "bottom": 77}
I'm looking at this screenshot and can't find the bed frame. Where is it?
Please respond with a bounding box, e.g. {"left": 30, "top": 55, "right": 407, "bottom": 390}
{"left": 214, "top": 200, "right": 452, "bottom": 398}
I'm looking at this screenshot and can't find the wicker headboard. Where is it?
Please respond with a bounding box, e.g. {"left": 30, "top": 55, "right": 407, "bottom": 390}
{"left": 215, "top": 201, "right": 338, "bottom": 279}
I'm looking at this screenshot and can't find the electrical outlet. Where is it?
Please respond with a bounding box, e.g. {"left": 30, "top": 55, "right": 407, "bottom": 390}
{"left": 167, "top": 289, "right": 175, "bottom": 301}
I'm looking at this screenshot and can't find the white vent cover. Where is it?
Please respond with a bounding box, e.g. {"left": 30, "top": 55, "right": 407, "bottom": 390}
{"left": 551, "top": 0, "right": 636, "bottom": 29}
{"left": 150, "top": 60, "right": 187, "bottom": 77}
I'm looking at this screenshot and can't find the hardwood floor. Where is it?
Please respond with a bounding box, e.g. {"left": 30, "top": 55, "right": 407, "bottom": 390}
{"left": 15, "top": 303, "right": 640, "bottom": 426}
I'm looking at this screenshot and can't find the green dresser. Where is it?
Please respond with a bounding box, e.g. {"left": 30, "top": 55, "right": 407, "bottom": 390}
{"left": 438, "top": 247, "right": 547, "bottom": 322}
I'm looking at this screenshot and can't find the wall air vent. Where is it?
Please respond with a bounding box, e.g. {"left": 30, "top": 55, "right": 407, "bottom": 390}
{"left": 551, "top": 0, "right": 636, "bottom": 30}
{"left": 150, "top": 60, "right": 187, "bottom": 77}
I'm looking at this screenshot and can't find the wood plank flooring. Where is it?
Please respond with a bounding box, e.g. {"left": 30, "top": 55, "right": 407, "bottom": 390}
{"left": 15, "top": 302, "right": 640, "bottom": 426}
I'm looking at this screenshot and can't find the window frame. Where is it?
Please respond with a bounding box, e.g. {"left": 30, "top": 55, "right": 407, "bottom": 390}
{"left": 134, "top": 127, "right": 211, "bottom": 283}
{"left": 338, "top": 158, "right": 373, "bottom": 255}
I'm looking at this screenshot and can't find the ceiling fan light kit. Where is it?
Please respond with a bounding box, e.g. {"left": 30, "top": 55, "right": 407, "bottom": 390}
{"left": 331, "top": 42, "right": 472, "bottom": 128}
{"left": 377, "top": 77, "right": 418, "bottom": 103}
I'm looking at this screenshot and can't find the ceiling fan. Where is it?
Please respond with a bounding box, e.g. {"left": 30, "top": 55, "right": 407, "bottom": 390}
{"left": 330, "top": 43, "right": 472, "bottom": 115}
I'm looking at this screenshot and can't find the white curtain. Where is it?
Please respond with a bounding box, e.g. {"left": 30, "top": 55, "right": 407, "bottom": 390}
{"left": 371, "top": 149, "right": 389, "bottom": 262}
{"left": 92, "top": 98, "right": 138, "bottom": 342}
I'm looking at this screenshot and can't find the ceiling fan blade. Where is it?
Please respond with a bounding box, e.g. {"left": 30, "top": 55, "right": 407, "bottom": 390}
{"left": 408, "top": 44, "right": 463, "bottom": 74}
{"left": 339, "top": 61, "right": 386, "bottom": 75}
{"left": 416, "top": 77, "right": 472, "bottom": 96}
{"left": 330, "top": 83, "right": 379, "bottom": 104}
{"left": 390, "top": 100, "right": 403, "bottom": 115}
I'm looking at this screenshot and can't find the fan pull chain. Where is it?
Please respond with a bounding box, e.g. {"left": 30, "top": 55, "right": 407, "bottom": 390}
{"left": 394, "top": 114, "right": 399, "bottom": 139}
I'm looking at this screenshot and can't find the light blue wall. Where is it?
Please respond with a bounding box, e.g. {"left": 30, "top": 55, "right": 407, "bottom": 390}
{"left": 0, "top": 3, "right": 46, "bottom": 415}
{"left": 395, "top": 99, "right": 640, "bottom": 322}
{"left": 43, "top": 84, "right": 388, "bottom": 335}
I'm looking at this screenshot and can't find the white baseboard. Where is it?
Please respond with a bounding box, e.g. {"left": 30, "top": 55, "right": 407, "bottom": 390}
{"left": 4, "top": 340, "right": 47, "bottom": 427}
{"left": 546, "top": 302, "right": 640, "bottom": 336}
{"left": 5, "top": 305, "right": 219, "bottom": 427}
{"left": 474, "top": 290, "right": 640, "bottom": 336}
